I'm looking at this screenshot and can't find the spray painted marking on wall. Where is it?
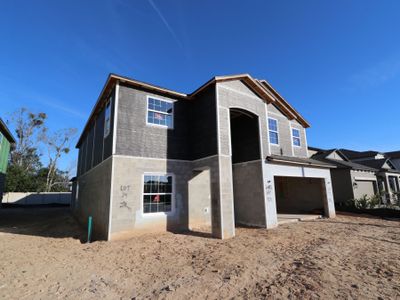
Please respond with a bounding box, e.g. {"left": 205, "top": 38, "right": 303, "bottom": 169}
{"left": 119, "top": 185, "right": 132, "bottom": 211}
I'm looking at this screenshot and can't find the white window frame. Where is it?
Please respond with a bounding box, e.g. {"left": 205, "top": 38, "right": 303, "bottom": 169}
{"left": 141, "top": 172, "right": 175, "bottom": 216}
{"left": 146, "top": 95, "right": 175, "bottom": 129}
{"left": 104, "top": 98, "right": 111, "bottom": 138}
{"left": 268, "top": 117, "right": 279, "bottom": 146}
{"left": 291, "top": 127, "right": 301, "bottom": 147}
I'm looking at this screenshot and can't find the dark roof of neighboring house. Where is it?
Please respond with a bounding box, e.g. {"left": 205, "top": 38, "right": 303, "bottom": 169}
{"left": 308, "top": 146, "right": 325, "bottom": 152}
{"left": 354, "top": 158, "right": 400, "bottom": 173}
{"left": 339, "top": 149, "right": 381, "bottom": 160}
{"left": 309, "top": 148, "right": 377, "bottom": 172}
{"left": 0, "top": 118, "right": 16, "bottom": 144}
{"left": 76, "top": 73, "right": 310, "bottom": 147}
{"left": 266, "top": 155, "right": 336, "bottom": 168}
{"left": 318, "top": 157, "right": 377, "bottom": 172}
{"left": 385, "top": 151, "right": 400, "bottom": 159}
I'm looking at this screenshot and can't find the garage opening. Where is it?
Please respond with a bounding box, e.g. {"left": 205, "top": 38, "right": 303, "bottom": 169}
{"left": 274, "top": 176, "right": 327, "bottom": 223}
{"left": 230, "top": 108, "right": 266, "bottom": 227}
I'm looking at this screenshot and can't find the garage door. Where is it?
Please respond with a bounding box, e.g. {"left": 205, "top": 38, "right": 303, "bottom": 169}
{"left": 354, "top": 180, "right": 376, "bottom": 199}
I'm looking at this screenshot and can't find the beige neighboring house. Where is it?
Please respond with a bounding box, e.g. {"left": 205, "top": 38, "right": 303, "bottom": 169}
{"left": 338, "top": 149, "right": 400, "bottom": 204}
{"left": 309, "top": 147, "right": 379, "bottom": 204}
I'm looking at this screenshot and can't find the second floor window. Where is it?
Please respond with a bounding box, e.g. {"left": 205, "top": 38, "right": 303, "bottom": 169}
{"left": 268, "top": 118, "right": 279, "bottom": 145}
{"left": 104, "top": 100, "right": 111, "bottom": 137}
{"left": 147, "top": 97, "right": 174, "bottom": 129}
{"left": 292, "top": 128, "right": 301, "bottom": 147}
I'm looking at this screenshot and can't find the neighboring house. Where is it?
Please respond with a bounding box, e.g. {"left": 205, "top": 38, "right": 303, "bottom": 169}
{"left": 72, "top": 73, "right": 336, "bottom": 240}
{"left": 385, "top": 151, "right": 400, "bottom": 170}
{"left": 309, "top": 147, "right": 379, "bottom": 204}
{"left": 0, "top": 118, "right": 16, "bottom": 201}
{"left": 339, "top": 149, "right": 400, "bottom": 204}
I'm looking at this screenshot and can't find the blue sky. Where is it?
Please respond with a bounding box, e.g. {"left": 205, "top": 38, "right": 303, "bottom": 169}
{"left": 1, "top": 0, "right": 400, "bottom": 173}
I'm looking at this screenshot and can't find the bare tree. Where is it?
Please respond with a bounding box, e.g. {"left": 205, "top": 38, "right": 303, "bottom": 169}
{"left": 41, "top": 128, "right": 77, "bottom": 192}
{"left": 8, "top": 108, "right": 47, "bottom": 171}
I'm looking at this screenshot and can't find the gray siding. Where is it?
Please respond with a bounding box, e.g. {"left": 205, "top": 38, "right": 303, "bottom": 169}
{"left": 93, "top": 109, "right": 105, "bottom": 167}
{"left": 190, "top": 85, "right": 218, "bottom": 160}
{"left": 116, "top": 85, "right": 191, "bottom": 160}
{"left": 77, "top": 89, "right": 114, "bottom": 176}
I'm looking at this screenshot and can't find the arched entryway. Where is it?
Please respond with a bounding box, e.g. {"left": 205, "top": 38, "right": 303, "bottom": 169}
{"left": 229, "top": 108, "right": 266, "bottom": 227}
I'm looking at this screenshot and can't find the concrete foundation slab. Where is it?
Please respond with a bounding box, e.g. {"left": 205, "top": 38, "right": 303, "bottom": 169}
{"left": 277, "top": 214, "right": 321, "bottom": 225}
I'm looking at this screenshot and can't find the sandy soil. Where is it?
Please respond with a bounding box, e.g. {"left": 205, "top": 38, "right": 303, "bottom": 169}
{"left": 0, "top": 207, "right": 399, "bottom": 299}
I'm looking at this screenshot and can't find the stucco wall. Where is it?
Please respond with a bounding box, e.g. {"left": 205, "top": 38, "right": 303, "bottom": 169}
{"left": 2, "top": 192, "right": 71, "bottom": 205}
{"left": 109, "top": 156, "right": 192, "bottom": 239}
{"left": 74, "top": 156, "right": 112, "bottom": 240}
{"left": 264, "top": 162, "right": 336, "bottom": 225}
{"left": 267, "top": 104, "right": 308, "bottom": 158}
{"left": 217, "top": 81, "right": 269, "bottom": 158}
{"left": 232, "top": 160, "right": 266, "bottom": 227}
{"left": 188, "top": 169, "right": 212, "bottom": 229}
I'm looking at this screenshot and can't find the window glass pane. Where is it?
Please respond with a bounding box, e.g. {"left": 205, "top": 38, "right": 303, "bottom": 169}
{"left": 293, "top": 137, "right": 301, "bottom": 146}
{"left": 143, "top": 174, "right": 173, "bottom": 213}
{"left": 148, "top": 101, "right": 154, "bottom": 110}
{"left": 269, "top": 131, "right": 279, "bottom": 144}
{"left": 292, "top": 129, "right": 300, "bottom": 138}
{"left": 166, "top": 115, "right": 172, "bottom": 128}
{"left": 166, "top": 102, "right": 173, "bottom": 114}
{"left": 147, "top": 98, "right": 174, "bottom": 128}
{"left": 160, "top": 101, "right": 167, "bottom": 112}
{"left": 268, "top": 118, "right": 277, "bottom": 131}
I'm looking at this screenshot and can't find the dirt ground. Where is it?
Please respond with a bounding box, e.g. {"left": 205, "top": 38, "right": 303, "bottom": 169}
{"left": 0, "top": 207, "right": 399, "bottom": 299}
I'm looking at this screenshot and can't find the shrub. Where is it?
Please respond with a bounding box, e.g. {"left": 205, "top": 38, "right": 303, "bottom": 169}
{"left": 346, "top": 194, "right": 381, "bottom": 210}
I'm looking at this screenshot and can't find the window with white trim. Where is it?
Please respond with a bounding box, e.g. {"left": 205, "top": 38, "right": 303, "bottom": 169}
{"left": 143, "top": 174, "right": 173, "bottom": 213}
{"left": 147, "top": 97, "right": 173, "bottom": 128}
{"left": 292, "top": 128, "right": 301, "bottom": 147}
{"left": 268, "top": 118, "right": 279, "bottom": 145}
{"left": 104, "top": 99, "right": 111, "bottom": 137}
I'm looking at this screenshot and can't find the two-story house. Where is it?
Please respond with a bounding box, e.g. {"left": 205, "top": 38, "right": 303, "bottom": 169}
{"left": 0, "top": 118, "right": 16, "bottom": 201}
{"left": 72, "top": 74, "right": 336, "bottom": 240}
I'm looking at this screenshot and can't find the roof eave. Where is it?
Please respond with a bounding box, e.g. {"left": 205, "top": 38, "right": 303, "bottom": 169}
{"left": 0, "top": 118, "right": 16, "bottom": 144}
{"left": 258, "top": 79, "right": 310, "bottom": 128}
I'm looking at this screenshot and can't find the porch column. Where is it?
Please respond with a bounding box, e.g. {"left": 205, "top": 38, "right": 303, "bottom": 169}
{"left": 322, "top": 178, "right": 336, "bottom": 218}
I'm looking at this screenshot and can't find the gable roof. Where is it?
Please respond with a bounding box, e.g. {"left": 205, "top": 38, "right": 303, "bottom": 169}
{"left": 309, "top": 148, "right": 377, "bottom": 172}
{"left": 0, "top": 118, "right": 16, "bottom": 144}
{"left": 355, "top": 158, "right": 399, "bottom": 172}
{"left": 339, "top": 149, "right": 381, "bottom": 160}
{"left": 76, "top": 73, "right": 310, "bottom": 147}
